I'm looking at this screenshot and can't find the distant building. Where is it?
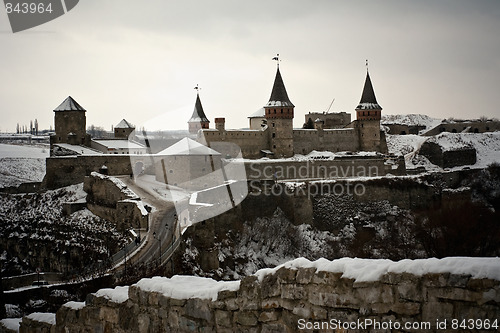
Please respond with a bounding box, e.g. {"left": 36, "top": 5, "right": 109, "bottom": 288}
{"left": 50, "top": 97, "right": 146, "bottom": 156}
{"left": 197, "top": 66, "right": 388, "bottom": 158}
{"left": 50, "top": 96, "right": 91, "bottom": 147}
{"left": 114, "top": 119, "right": 135, "bottom": 138}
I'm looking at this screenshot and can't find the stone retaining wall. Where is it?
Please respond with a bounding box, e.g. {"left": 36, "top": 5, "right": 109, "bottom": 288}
{"left": 46, "top": 258, "right": 500, "bottom": 332}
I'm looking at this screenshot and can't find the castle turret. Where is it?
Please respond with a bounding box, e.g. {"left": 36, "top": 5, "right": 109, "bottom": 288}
{"left": 264, "top": 66, "right": 294, "bottom": 157}
{"left": 114, "top": 119, "right": 135, "bottom": 138}
{"left": 188, "top": 93, "right": 210, "bottom": 134}
{"left": 355, "top": 70, "right": 384, "bottom": 152}
{"left": 51, "top": 96, "right": 90, "bottom": 147}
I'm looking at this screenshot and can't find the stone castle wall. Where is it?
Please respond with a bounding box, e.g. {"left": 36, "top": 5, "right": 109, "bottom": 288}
{"left": 25, "top": 257, "right": 500, "bottom": 333}
{"left": 293, "top": 128, "right": 359, "bottom": 155}
{"left": 83, "top": 173, "right": 149, "bottom": 231}
{"left": 424, "top": 120, "right": 500, "bottom": 136}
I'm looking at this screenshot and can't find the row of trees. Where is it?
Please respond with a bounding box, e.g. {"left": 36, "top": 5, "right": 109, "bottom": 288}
{"left": 16, "top": 119, "right": 52, "bottom": 135}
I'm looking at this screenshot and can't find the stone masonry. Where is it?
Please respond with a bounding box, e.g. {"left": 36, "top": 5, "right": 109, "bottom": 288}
{"left": 22, "top": 258, "right": 500, "bottom": 333}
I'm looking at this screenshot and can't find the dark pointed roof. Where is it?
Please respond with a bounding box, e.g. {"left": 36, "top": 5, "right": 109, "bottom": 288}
{"left": 188, "top": 93, "right": 210, "bottom": 123}
{"left": 356, "top": 71, "right": 382, "bottom": 110}
{"left": 54, "top": 96, "right": 86, "bottom": 112}
{"left": 265, "top": 67, "right": 294, "bottom": 108}
{"left": 115, "top": 119, "right": 134, "bottom": 129}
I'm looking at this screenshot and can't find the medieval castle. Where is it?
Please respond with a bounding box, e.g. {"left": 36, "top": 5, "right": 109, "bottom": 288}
{"left": 191, "top": 64, "right": 388, "bottom": 158}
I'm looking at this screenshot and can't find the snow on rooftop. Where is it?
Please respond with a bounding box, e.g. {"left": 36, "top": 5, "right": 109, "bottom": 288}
{"left": 26, "top": 312, "right": 56, "bottom": 325}
{"left": 157, "top": 137, "right": 220, "bottom": 156}
{"left": 134, "top": 275, "right": 240, "bottom": 301}
{"left": 355, "top": 102, "right": 382, "bottom": 110}
{"left": 115, "top": 119, "right": 134, "bottom": 129}
{"left": 53, "top": 96, "right": 86, "bottom": 112}
{"left": 93, "top": 140, "right": 145, "bottom": 150}
{"left": 94, "top": 286, "right": 129, "bottom": 303}
{"left": 265, "top": 100, "right": 293, "bottom": 107}
{"left": 54, "top": 143, "right": 102, "bottom": 155}
{"left": 254, "top": 257, "right": 500, "bottom": 283}
{"left": 91, "top": 172, "right": 139, "bottom": 199}
{"left": 249, "top": 107, "right": 265, "bottom": 118}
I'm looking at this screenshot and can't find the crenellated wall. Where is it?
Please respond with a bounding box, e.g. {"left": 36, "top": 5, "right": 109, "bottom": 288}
{"left": 19, "top": 257, "right": 499, "bottom": 333}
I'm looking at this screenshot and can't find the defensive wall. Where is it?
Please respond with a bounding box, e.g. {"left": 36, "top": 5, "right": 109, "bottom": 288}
{"left": 424, "top": 120, "right": 500, "bottom": 136}
{"left": 83, "top": 172, "right": 149, "bottom": 232}
{"left": 18, "top": 257, "right": 500, "bottom": 332}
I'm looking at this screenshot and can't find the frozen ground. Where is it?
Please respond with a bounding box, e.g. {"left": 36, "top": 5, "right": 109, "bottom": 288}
{"left": 0, "top": 143, "right": 49, "bottom": 188}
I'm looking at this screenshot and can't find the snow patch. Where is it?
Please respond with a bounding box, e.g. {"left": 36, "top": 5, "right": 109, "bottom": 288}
{"left": 94, "top": 286, "right": 129, "bottom": 304}
{"left": 254, "top": 257, "right": 500, "bottom": 283}
{"left": 134, "top": 275, "right": 240, "bottom": 301}
{"left": 26, "top": 312, "right": 56, "bottom": 325}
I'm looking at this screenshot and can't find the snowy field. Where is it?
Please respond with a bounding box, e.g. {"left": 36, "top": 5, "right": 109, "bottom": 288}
{"left": 386, "top": 131, "right": 500, "bottom": 170}
{"left": 0, "top": 143, "right": 49, "bottom": 188}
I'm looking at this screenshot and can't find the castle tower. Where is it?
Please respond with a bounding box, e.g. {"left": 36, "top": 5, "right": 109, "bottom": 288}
{"left": 114, "top": 119, "right": 135, "bottom": 138}
{"left": 355, "top": 70, "right": 383, "bottom": 152}
{"left": 264, "top": 66, "right": 294, "bottom": 157}
{"left": 51, "top": 96, "right": 90, "bottom": 146}
{"left": 188, "top": 92, "right": 210, "bottom": 134}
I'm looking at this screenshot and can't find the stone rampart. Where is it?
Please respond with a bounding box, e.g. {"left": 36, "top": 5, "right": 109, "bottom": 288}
{"left": 83, "top": 172, "right": 149, "bottom": 231}
{"left": 42, "top": 257, "right": 500, "bottom": 332}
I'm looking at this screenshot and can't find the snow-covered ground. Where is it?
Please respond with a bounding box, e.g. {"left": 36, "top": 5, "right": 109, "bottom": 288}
{"left": 386, "top": 131, "right": 500, "bottom": 170}
{"left": 382, "top": 114, "right": 442, "bottom": 133}
{"left": 0, "top": 143, "right": 49, "bottom": 188}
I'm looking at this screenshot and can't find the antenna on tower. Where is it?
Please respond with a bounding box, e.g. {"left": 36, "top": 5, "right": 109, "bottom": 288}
{"left": 194, "top": 84, "right": 201, "bottom": 93}
{"left": 365, "top": 59, "right": 369, "bottom": 72}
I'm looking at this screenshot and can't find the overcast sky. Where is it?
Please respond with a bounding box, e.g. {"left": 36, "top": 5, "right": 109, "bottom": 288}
{"left": 1, "top": 0, "right": 499, "bottom": 132}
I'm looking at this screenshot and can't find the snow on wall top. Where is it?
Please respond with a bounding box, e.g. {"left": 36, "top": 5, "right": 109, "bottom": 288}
{"left": 93, "top": 140, "right": 145, "bottom": 150}
{"left": 254, "top": 257, "right": 500, "bottom": 283}
{"left": 135, "top": 275, "right": 240, "bottom": 301}
{"left": 94, "top": 286, "right": 129, "bottom": 303}
{"left": 26, "top": 312, "right": 56, "bottom": 325}
{"left": 90, "top": 172, "right": 138, "bottom": 199}
{"left": 157, "top": 137, "right": 221, "bottom": 156}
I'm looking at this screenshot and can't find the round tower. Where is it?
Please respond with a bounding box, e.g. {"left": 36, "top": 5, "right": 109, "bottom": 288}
{"left": 264, "top": 66, "right": 294, "bottom": 158}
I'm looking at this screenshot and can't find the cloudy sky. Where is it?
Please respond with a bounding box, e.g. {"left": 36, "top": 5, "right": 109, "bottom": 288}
{"left": 1, "top": 0, "right": 499, "bottom": 132}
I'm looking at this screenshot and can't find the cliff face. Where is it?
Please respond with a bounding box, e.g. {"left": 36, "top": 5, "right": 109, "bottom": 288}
{"left": 27, "top": 257, "right": 500, "bottom": 333}
{"left": 176, "top": 168, "right": 500, "bottom": 280}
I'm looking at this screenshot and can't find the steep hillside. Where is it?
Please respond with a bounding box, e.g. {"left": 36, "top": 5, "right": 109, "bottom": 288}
{"left": 0, "top": 184, "right": 128, "bottom": 276}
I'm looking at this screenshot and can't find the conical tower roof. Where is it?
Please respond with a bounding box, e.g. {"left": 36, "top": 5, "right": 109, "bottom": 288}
{"left": 265, "top": 67, "right": 294, "bottom": 108}
{"left": 188, "top": 93, "right": 210, "bottom": 123}
{"left": 54, "top": 96, "right": 86, "bottom": 112}
{"left": 356, "top": 71, "right": 382, "bottom": 110}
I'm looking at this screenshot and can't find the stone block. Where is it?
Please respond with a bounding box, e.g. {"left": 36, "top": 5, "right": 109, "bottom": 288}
{"left": 258, "top": 310, "right": 279, "bottom": 323}
{"left": 281, "top": 284, "right": 306, "bottom": 300}
{"left": 428, "top": 287, "right": 481, "bottom": 303}
{"left": 261, "top": 322, "right": 289, "bottom": 333}
{"left": 311, "top": 270, "right": 342, "bottom": 285}
{"left": 99, "top": 307, "right": 119, "bottom": 324}
{"left": 276, "top": 267, "right": 297, "bottom": 284}
{"left": 296, "top": 267, "right": 316, "bottom": 284}
{"left": 262, "top": 298, "right": 280, "bottom": 309}
{"left": 422, "top": 301, "right": 453, "bottom": 322}
{"left": 137, "top": 313, "right": 151, "bottom": 333}
{"left": 217, "top": 289, "right": 238, "bottom": 300}
{"left": 447, "top": 274, "right": 471, "bottom": 288}
{"left": 225, "top": 298, "right": 239, "bottom": 311}
{"left": 235, "top": 311, "right": 258, "bottom": 326}
{"left": 261, "top": 273, "right": 281, "bottom": 298}
{"left": 396, "top": 280, "right": 423, "bottom": 302}
{"left": 185, "top": 298, "right": 213, "bottom": 321}
{"left": 310, "top": 305, "right": 328, "bottom": 320}
{"left": 128, "top": 286, "right": 140, "bottom": 303}
{"left": 355, "top": 285, "right": 394, "bottom": 304}
{"left": 148, "top": 291, "right": 159, "bottom": 306}
{"left": 292, "top": 305, "right": 311, "bottom": 318}
{"left": 215, "top": 310, "right": 233, "bottom": 327}
{"left": 468, "top": 278, "right": 499, "bottom": 291}
{"left": 390, "top": 302, "right": 421, "bottom": 316}
{"left": 170, "top": 298, "right": 186, "bottom": 307}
